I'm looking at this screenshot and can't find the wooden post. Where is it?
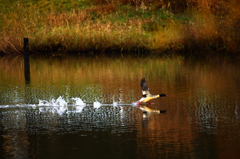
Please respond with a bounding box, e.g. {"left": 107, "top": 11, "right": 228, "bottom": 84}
{"left": 24, "top": 38, "right": 30, "bottom": 83}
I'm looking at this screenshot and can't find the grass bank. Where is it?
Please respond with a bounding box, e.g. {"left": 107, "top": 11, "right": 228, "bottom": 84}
{"left": 0, "top": 0, "right": 239, "bottom": 55}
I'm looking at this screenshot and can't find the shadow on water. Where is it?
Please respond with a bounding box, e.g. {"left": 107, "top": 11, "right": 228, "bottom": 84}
{"left": 0, "top": 54, "right": 240, "bottom": 159}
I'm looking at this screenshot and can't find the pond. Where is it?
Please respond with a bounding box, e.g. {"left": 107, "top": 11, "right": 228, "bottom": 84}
{"left": 0, "top": 54, "right": 240, "bottom": 159}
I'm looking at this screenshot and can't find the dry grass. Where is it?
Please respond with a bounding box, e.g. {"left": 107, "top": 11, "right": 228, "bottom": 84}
{"left": 0, "top": 0, "right": 239, "bottom": 55}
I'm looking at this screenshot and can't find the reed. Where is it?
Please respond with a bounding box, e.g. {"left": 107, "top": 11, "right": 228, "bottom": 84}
{"left": 0, "top": 0, "right": 239, "bottom": 54}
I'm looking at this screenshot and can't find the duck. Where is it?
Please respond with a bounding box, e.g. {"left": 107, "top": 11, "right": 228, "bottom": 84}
{"left": 137, "top": 78, "right": 167, "bottom": 105}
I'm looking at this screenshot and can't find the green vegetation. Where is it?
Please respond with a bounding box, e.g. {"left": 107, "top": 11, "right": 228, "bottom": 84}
{"left": 0, "top": 0, "right": 239, "bottom": 55}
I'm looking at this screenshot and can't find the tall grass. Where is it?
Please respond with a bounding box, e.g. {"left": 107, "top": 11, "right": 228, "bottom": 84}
{"left": 0, "top": 0, "right": 239, "bottom": 54}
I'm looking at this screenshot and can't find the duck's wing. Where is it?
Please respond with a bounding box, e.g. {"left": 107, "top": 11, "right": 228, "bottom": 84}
{"left": 140, "top": 78, "right": 148, "bottom": 91}
{"left": 140, "top": 78, "right": 151, "bottom": 97}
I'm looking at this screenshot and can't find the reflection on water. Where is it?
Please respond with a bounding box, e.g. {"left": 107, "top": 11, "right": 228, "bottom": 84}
{"left": 0, "top": 55, "right": 240, "bottom": 159}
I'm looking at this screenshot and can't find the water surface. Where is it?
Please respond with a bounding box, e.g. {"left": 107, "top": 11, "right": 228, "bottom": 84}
{"left": 0, "top": 55, "right": 240, "bottom": 159}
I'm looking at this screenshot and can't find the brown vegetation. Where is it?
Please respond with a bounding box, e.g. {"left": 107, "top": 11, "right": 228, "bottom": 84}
{"left": 0, "top": 0, "right": 239, "bottom": 54}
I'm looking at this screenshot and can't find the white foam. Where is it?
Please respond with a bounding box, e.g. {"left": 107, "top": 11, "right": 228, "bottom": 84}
{"left": 113, "top": 101, "right": 118, "bottom": 106}
{"left": 72, "top": 97, "right": 86, "bottom": 106}
{"left": 39, "top": 106, "right": 67, "bottom": 116}
{"left": 53, "top": 96, "right": 67, "bottom": 106}
{"left": 75, "top": 106, "right": 85, "bottom": 113}
{"left": 28, "top": 104, "right": 37, "bottom": 109}
{"left": 0, "top": 105, "right": 9, "bottom": 108}
{"left": 93, "top": 101, "right": 101, "bottom": 109}
{"left": 38, "top": 100, "right": 51, "bottom": 106}
{"left": 57, "top": 105, "right": 67, "bottom": 115}
{"left": 38, "top": 96, "right": 68, "bottom": 115}
{"left": 112, "top": 97, "right": 118, "bottom": 106}
{"left": 132, "top": 102, "right": 138, "bottom": 106}
{"left": 39, "top": 96, "right": 67, "bottom": 107}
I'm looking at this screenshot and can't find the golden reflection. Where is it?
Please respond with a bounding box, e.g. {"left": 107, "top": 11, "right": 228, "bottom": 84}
{"left": 137, "top": 104, "right": 164, "bottom": 119}
{"left": 0, "top": 54, "right": 239, "bottom": 104}
{"left": 137, "top": 104, "right": 166, "bottom": 131}
{"left": 0, "top": 55, "right": 183, "bottom": 85}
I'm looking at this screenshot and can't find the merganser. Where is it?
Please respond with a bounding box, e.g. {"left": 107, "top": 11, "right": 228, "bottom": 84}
{"left": 137, "top": 78, "right": 167, "bottom": 105}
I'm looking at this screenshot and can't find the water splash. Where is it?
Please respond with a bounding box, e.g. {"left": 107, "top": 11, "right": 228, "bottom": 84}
{"left": 38, "top": 96, "right": 68, "bottom": 115}
{"left": 75, "top": 106, "right": 85, "bottom": 113}
{"left": 0, "top": 96, "right": 135, "bottom": 111}
{"left": 113, "top": 101, "right": 118, "bottom": 106}
{"left": 1, "top": 105, "right": 9, "bottom": 108}
{"left": 112, "top": 97, "right": 118, "bottom": 107}
{"left": 39, "top": 106, "right": 67, "bottom": 116}
{"left": 72, "top": 97, "right": 86, "bottom": 106}
{"left": 93, "top": 101, "right": 101, "bottom": 109}
{"left": 39, "top": 96, "right": 67, "bottom": 107}
{"left": 72, "top": 97, "right": 86, "bottom": 113}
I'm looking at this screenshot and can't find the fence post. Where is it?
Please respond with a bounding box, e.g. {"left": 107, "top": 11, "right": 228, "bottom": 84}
{"left": 23, "top": 38, "right": 30, "bottom": 83}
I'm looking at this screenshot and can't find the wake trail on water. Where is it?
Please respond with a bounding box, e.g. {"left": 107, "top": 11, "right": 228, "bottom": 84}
{"left": 0, "top": 96, "right": 137, "bottom": 109}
